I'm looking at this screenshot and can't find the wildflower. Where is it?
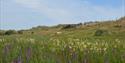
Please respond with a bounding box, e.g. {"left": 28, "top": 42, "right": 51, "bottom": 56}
{"left": 114, "top": 45, "right": 117, "bottom": 48}
{"left": 115, "top": 39, "right": 120, "bottom": 43}
{"left": 74, "top": 39, "right": 80, "bottom": 42}
{"left": 29, "top": 38, "right": 35, "bottom": 44}
{"left": 104, "top": 56, "right": 109, "bottom": 63}
{"left": 18, "top": 48, "right": 22, "bottom": 63}
{"left": 81, "top": 42, "right": 85, "bottom": 45}
{"left": 103, "top": 48, "right": 107, "bottom": 51}
{"left": 83, "top": 44, "right": 87, "bottom": 48}
{"left": 3, "top": 43, "right": 11, "bottom": 55}
{"left": 26, "top": 47, "right": 32, "bottom": 63}
{"left": 0, "top": 39, "right": 5, "bottom": 42}
{"left": 12, "top": 48, "right": 22, "bottom": 63}
{"left": 121, "top": 53, "right": 125, "bottom": 60}
{"left": 86, "top": 42, "right": 91, "bottom": 46}
{"left": 0, "top": 39, "right": 2, "bottom": 42}
{"left": 90, "top": 47, "right": 94, "bottom": 51}
{"left": 3, "top": 43, "right": 11, "bottom": 63}
{"left": 69, "top": 45, "right": 72, "bottom": 49}
{"left": 71, "top": 52, "right": 77, "bottom": 61}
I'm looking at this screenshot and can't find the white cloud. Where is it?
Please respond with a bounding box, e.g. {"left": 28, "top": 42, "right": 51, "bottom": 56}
{"left": 14, "top": 0, "right": 72, "bottom": 23}
{"left": 14, "top": 0, "right": 41, "bottom": 8}
{"left": 13, "top": 0, "right": 124, "bottom": 24}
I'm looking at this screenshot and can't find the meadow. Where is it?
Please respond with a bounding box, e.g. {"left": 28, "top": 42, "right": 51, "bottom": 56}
{"left": 0, "top": 17, "right": 125, "bottom": 63}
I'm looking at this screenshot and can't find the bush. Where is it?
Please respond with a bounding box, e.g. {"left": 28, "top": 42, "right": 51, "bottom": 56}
{"left": 114, "top": 25, "right": 122, "bottom": 28}
{"left": 94, "top": 30, "right": 104, "bottom": 36}
{"left": 5, "top": 30, "right": 17, "bottom": 35}
{"left": 63, "top": 25, "right": 73, "bottom": 29}
{"left": 31, "top": 31, "right": 34, "bottom": 34}
{"left": 18, "top": 30, "right": 23, "bottom": 34}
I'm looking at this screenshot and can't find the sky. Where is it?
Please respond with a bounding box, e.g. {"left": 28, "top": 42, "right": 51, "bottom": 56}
{"left": 0, "top": 0, "right": 125, "bottom": 30}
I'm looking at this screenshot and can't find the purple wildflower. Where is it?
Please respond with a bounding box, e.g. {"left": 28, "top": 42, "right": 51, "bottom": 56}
{"left": 26, "top": 47, "right": 32, "bottom": 63}
{"left": 122, "top": 53, "right": 125, "bottom": 61}
{"left": 11, "top": 48, "right": 22, "bottom": 63}
{"left": 12, "top": 58, "right": 22, "bottom": 63}
{"left": 3, "top": 43, "right": 11, "bottom": 62}
{"left": 3, "top": 43, "right": 11, "bottom": 55}
{"left": 104, "top": 55, "right": 109, "bottom": 63}
{"left": 71, "top": 51, "right": 77, "bottom": 62}
{"left": 83, "top": 49, "right": 89, "bottom": 63}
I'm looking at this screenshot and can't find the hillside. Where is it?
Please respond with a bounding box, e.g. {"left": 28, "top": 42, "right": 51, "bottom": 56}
{"left": 23, "top": 16, "right": 125, "bottom": 37}
{"left": 0, "top": 17, "right": 125, "bottom": 63}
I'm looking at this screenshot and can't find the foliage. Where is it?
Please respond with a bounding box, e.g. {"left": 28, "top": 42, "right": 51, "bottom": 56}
{"left": 114, "top": 25, "right": 122, "bottom": 28}
{"left": 0, "top": 30, "right": 5, "bottom": 35}
{"left": 18, "top": 30, "right": 23, "bottom": 34}
{"left": 0, "top": 17, "right": 125, "bottom": 63}
{"left": 94, "top": 29, "right": 108, "bottom": 36}
{"left": 0, "top": 34, "right": 125, "bottom": 63}
{"left": 62, "top": 23, "right": 82, "bottom": 29}
{"left": 5, "top": 30, "right": 17, "bottom": 35}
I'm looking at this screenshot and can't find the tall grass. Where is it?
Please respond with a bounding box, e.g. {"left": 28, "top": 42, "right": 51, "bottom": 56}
{"left": 0, "top": 35, "right": 125, "bottom": 63}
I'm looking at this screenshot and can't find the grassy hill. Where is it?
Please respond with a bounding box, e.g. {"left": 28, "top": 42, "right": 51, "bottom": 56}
{"left": 0, "top": 17, "right": 125, "bottom": 63}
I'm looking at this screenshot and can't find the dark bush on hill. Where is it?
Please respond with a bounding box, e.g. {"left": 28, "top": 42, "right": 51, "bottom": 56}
{"left": 18, "top": 30, "right": 23, "bottom": 34}
{"left": 114, "top": 25, "right": 122, "bottom": 28}
{"left": 63, "top": 25, "right": 74, "bottom": 29}
{"left": 5, "top": 30, "right": 17, "bottom": 35}
{"left": 62, "top": 23, "right": 82, "bottom": 29}
{"left": 94, "top": 29, "right": 108, "bottom": 36}
{"left": 94, "top": 29, "right": 103, "bottom": 36}
{"left": 31, "top": 31, "right": 34, "bottom": 34}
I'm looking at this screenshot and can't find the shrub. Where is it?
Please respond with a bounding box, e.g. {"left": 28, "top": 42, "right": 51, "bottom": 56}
{"left": 5, "top": 30, "right": 17, "bottom": 35}
{"left": 63, "top": 25, "right": 73, "bottom": 29}
{"left": 94, "top": 29, "right": 104, "bottom": 36}
{"left": 31, "top": 31, "right": 34, "bottom": 34}
{"left": 77, "top": 23, "right": 82, "bottom": 26}
{"left": 18, "top": 30, "right": 23, "bottom": 34}
{"left": 114, "top": 25, "right": 122, "bottom": 28}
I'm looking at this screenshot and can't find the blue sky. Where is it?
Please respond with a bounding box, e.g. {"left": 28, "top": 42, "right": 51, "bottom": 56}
{"left": 0, "top": 0, "right": 125, "bottom": 30}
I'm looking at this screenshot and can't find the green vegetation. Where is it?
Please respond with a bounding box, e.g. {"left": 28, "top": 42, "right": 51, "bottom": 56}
{"left": 0, "top": 17, "right": 125, "bottom": 63}
{"left": 4, "top": 30, "right": 17, "bottom": 35}
{"left": 0, "top": 30, "right": 5, "bottom": 35}
{"left": 94, "top": 29, "right": 109, "bottom": 36}
{"left": 17, "top": 30, "right": 24, "bottom": 34}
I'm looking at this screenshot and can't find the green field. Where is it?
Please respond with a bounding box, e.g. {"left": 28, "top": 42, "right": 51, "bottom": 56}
{"left": 0, "top": 17, "right": 125, "bottom": 63}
